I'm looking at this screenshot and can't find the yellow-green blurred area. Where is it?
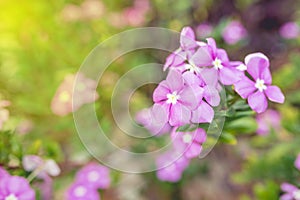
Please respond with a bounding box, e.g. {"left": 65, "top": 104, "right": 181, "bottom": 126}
{"left": 0, "top": 0, "right": 300, "bottom": 199}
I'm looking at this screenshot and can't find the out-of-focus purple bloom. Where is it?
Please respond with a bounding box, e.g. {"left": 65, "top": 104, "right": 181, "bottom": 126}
{"left": 22, "top": 155, "right": 61, "bottom": 178}
{"left": 156, "top": 151, "right": 190, "bottom": 182}
{"left": 280, "top": 182, "right": 300, "bottom": 200}
{"left": 136, "top": 104, "right": 171, "bottom": 135}
{"left": 279, "top": 22, "right": 300, "bottom": 39}
{"left": 171, "top": 128, "right": 206, "bottom": 159}
{"left": 190, "top": 38, "right": 243, "bottom": 85}
{"left": 123, "top": 0, "right": 150, "bottom": 27}
{"left": 222, "top": 20, "right": 247, "bottom": 44}
{"left": 51, "top": 73, "right": 99, "bottom": 116}
{"left": 196, "top": 23, "right": 213, "bottom": 38}
{"left": 234, "top": 53, "right": 285, "bottom": 113}
{"left": 0, "top": 176, "right": 35, "bottom": 200}
{"left": 75, "top": 163, "right": 110, "bottom": 189}
{"left": 256, "top": 109, "right": 281, "bottom": 135}
{"left": 153, "top": 70, "right": 202, "bottom": 126}
{"left": 0, "top": 167, "right": 9, "bottom": 179}
{"left": 295, "top": 154, "right": 300, "bottom": 171}
{"left": 66, "top": 182, "right": 100, "bottom": 200}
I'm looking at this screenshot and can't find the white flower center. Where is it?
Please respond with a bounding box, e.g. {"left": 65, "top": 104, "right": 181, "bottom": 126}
{"left": 5, "top": 194, "right": 18, "bottom": 200}
{"left": 74, "top": 186, "right": 87, "bottom": 197}
{"left": 293, "top": 190, "right": 300, "bottom": 200}
{"left": 166, "top": 91, "right": 180, "bottom": 105}
{"left": 236, "top": 64, "right": 247, "bottom": 71}
{"left": 212, "top": 58, "right": 223, "bottom": 70}
{"left": 87, "top": 170, "right": 100, "bottom": 182}
{"left": 182, "top": 133, "right": 193, "bottom": 144}
{"left": 255, "top": 79, "right": 267, "bottom": 92}
{"left": 185, "top": 63, "right": 200, "bottom": 74}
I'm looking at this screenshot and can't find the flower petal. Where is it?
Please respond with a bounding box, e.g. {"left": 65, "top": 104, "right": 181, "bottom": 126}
{"left": 189, "top": 46, "right": 213, "bottom": 67}
{"left": 219, "top": 67, "right": 241, "bottom": 85}
{"left": 169, "top": 104, "right": 191, "bottom": 126}
{"left": 216, "top": 48, "right": 229, "bottom": 62}
{"left": 194, "top": 128, "right": 207, "bottom": 143}
{"left": 153, "top": 80, "right": 169, "bottom": 103}
{"left": 166, "top": 70, "right": 184, "bottom": 92}
{"left": 265, "top": 85, "right": 285, "bottom": 103}
{"left": 179, "top": 86, "right": 203, "bottom": 110}
{"left": 180, "top": 26, "right": 198, "bottom": 50}
{"left": 164, "top": 49, "right": 186, "bottom": 70}
{"left": 191, "top": 101, "right": 214, "bottom": 123}
{"left": 199, "top": 68, "right": 218, "bottom": 86}
{"left": 248, "top": 90, "right": 268, "bottom": 113}
{"left": 203, "top": 85, "right": 220, "bottom": 107}
{"left": 245, "top": 52, "right": 270, "bottom": 80}
{"left": 182, "top": 71, "right": 203, "bottom": 86}
{"left": 234, "top": 76, "right": 256, "bottom": 99}
{"left": 185, "top": 142, "right": 202, "bottom": 159}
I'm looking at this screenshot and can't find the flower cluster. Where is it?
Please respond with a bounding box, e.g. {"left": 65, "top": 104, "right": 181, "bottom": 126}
{"left": 66, "top": 163, "right": 111, "bottom": 200}
{"left": 0, "top": 167, "right": 35, "bottom": 200}
{"left": 137, "top": 26, "right": 285, "bottom": 182}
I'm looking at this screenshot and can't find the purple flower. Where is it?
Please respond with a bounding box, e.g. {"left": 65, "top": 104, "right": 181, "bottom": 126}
{"left": 295, "top": 154, "right": 300, "bottom": 171}
{"left": 75, "top": 163, "right": 110, "bottom": 190}
{"left": 153, "top": 70, "right": 202, "bottom": 126}
{"left": 0, "top": 167, "right": 9, "bottom": 179}
{"left": 279, "top": 22, "right": 300, "bottom": 39}
{"left": 66, "top": 182, "right": 100, "bottom": 200}
{"left": 256, "top": 109, "right": 281, "bottom": 135}
{"left": 136, "top": 104, "right": 171, "bottom": 135}
{"left": 280, "top": 182, "right": 300, "bottom": 200}
{"left": 171, "top": 128, "right": 206, "bottom": 159}
{"left": 222, "top": 20, "right": 247, "bottom": 45}
{"left": 156, "top": 151, "right": 190, "bottom": 182}
{"left": 234, "top": 53, "right": 285, "bottom": 113}
{"left": 190, "top": 38, "right": 242, "bottom": 85}
{"left": 196, "top": 23, "right": 213, "bottom": 38}
{"left": 0, "top": 176, "right": 35, "bottom": 200}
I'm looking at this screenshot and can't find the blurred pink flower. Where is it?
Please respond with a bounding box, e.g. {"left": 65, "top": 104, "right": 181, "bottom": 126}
{"left": 222, "top": 20, "right": 247, "bottom": 45}
{"left": 81, "top": 0, "right": 105, "bottom": 20}
{"left": 0, "top": 167, "right": 9, "bottom": 179}
{"left": 156, "top": 151, "right": 190, "bottom": 182}
{"left": 280, "top": 182, "right": 300, "bottom": 200}
{"left": 279, "top": 22, "right": 300, "bottom": 39}
{"left": 196, "top": 23, "right": 213, "bottom": 38}
{"left": 22, "top": 155, "right": 61, "bottom": 178}
{"left": 295, "top": 154, "right": 300, "bottom": 171}
{"left": 75, "top": 163, "right": 110, "bottom": 190}
{"left": 16, "top": 120, "right": 33, "bottom": 135}
{"left": 66, "top": 182, "right": 100, "bottom": 200}
{"left": 51, "top": 73, "right": 99, "bottom": 116}
{"left": 122, "top": 0, "right": 150, "bottom": 27}
{"left": 256, "top": 109, "right": 281, "bottom": 135}
{"left": 0, "top": 176, "right": 35, "bottom": 200}
{"left": 171, "top": 128, "right": 206, "bottom": 159}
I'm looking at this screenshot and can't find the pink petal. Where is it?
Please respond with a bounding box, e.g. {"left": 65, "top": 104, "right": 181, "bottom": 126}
{"left": 260, "top": 66, "right": 272, "bottom": 84}
{"left": 216, "top": 49, "right": 229, "bottom": 62}
{"left": 189, "top": 46, "right": 213, "bottom": 67}
{"left": 179, "top": 86, "right": 203, "bottom": 110}
{"left": 169, "top": 104, "right": 191, "bottom": 126}
{"left": 295, "top": 154, "right": 300, "bottom": 171}
{"left": 234, "top": 76, "right": 256, "bottom": 99}
{"left": 245, "top": 52, "right": 270, "bottom": 80}
{"left": 265, "top": 85, "right": 285, "bottom": 103}
{"left": 180, "top": 26, "right": 197, "bottom": 50}
{"left": 166, "top": 70, "right": 184, "bottom": 92}
{"left": 164, "top": 49, "right": 186, "bottom": 70}
{"left": 182, "top": 71, "right": 202, "bottom": 86}
{"left": 185, "top": 142, "right": 202, "bottom": 159}
{"left": 219, "top": 67, "right": 241, "bottom": 85}
{"left": 281, "top": 182, "right": 298, "bottom": 192}
{"left": 248, "top": 91, "right": 268, "bottom": 113}
{"left": 206, "top": 38, "right": 217, "bottom": 55}
{"left": 203, "top": 85, "right": 220, "bottom": 107}
{"left": 153, "top": 80, "right": 169, "bottom": 103}
{"left": 199, "top": 68, "right": 218, "bottom": 86}
{"left": 194, "top": 128, "right": 207, "bottom": 143}
{"left": 191, "top": 101, "right": 214, "bottom": 123}
{"left": 279, "top": 194, "right": 294, "bottom": 200}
